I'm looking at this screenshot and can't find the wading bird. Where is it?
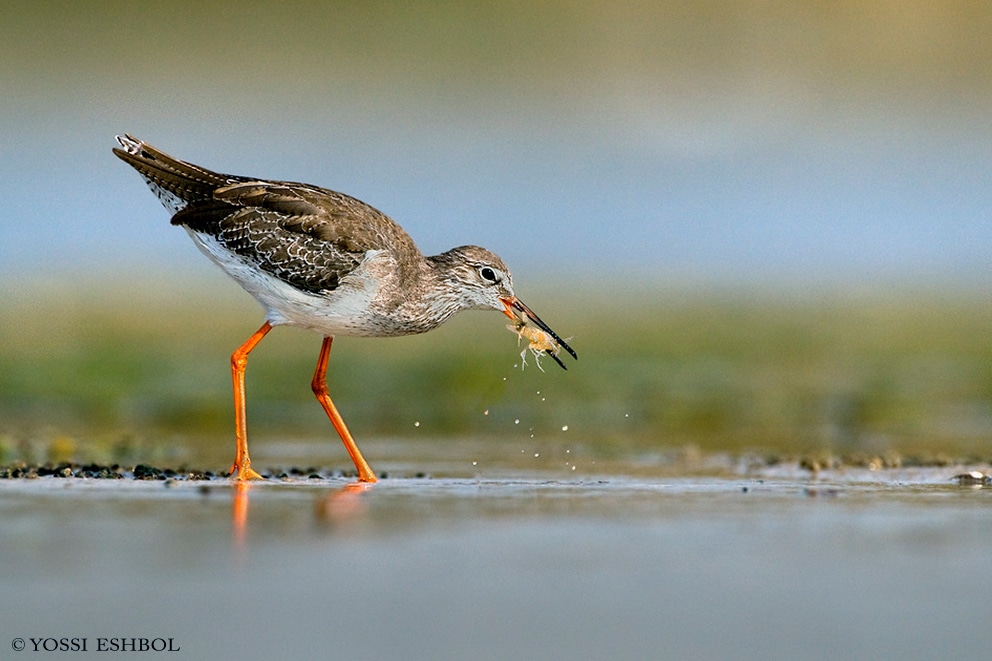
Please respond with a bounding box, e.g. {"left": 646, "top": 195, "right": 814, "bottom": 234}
{"left": 114, "top": 135, "right": 575, "bottom": 481}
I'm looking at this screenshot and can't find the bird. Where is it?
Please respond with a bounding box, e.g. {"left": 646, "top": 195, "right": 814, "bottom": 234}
{"left": 113, "top": 134, "right": 576, "bottom": 482}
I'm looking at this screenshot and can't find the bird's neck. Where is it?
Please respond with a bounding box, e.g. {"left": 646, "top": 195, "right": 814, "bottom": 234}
{"left": 373, "top": 255, "right": 463, "bottom": 335}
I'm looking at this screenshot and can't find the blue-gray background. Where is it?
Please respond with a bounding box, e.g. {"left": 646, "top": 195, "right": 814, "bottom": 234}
{"left": 2, "top": 1, "right": 989, "bottom": 292}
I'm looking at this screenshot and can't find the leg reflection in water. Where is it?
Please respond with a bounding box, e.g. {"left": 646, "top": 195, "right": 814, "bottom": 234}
{"left": 231, "top": 480, "right": 376, "bottom": 548}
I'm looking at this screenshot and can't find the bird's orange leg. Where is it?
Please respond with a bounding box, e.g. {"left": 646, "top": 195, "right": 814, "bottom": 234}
{"left": 228, "top": 322, "right": 272, "bottom": 480}
{"left": 311, "top": 337, "right": 378, "bottom": 483}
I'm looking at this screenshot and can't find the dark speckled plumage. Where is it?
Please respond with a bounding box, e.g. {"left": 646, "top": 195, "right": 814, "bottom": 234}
{"left": 114, "top": 137, "right": 421, "bottom": 300}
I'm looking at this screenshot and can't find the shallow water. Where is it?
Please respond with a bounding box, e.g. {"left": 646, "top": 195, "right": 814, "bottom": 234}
{"left": 1, "top": 454, "right": 990, "bottom": 660}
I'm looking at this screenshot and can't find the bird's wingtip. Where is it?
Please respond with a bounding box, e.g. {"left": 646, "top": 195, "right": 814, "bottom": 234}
{"left": 114, "top": 133, "right": 142, "bottom": 155}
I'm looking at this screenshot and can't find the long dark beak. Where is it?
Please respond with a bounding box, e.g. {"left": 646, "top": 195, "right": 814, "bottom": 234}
{"left": 500, "top": 296, "right": 578, "bottom": 370}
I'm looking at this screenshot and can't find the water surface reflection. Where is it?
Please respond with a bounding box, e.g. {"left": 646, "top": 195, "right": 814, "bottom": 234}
{"left": 1, "top": 472, "right": 989, "bottom": 659}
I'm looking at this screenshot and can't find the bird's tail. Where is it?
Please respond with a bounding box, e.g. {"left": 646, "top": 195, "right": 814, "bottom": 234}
{"left": 113, "top": 134, "right": 243, "bottom": 214}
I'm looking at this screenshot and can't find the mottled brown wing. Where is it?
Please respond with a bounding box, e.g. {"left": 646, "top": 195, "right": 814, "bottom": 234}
{"left": 171, "top": 180, "right": 418, "bottom": 295}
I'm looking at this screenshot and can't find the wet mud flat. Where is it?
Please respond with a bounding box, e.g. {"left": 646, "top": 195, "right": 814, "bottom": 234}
{"left": 1, "top": 464, "right": 990, "bottom": 659}
{"left": 0, "top": 462, "right": 368, "bottom": 482}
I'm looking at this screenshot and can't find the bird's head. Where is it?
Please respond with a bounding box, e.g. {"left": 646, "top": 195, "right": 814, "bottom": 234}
{"left": 431, "top": 245, "right": 577, "bottom": 369}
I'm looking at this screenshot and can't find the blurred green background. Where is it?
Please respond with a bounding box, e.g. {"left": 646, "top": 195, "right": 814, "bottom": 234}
{"left": 2, "top": 281, "right": 989, "bottom": 469}
{"left": 1, "top": 2, "right": 989, "bottom": 469}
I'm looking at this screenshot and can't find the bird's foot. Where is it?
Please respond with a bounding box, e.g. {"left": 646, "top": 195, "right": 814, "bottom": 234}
{"left": 228, "top": 460, "right": 265, "bottom": 481}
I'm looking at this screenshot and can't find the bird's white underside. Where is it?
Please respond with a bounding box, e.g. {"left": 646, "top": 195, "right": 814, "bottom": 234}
{"left": 136, "top": 175, "right": 378, "bottom": 336}
{"left": 187, "top": 229, "right": 387, "bottom": 337}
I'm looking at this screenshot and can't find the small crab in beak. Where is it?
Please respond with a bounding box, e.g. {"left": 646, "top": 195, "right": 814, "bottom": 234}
{"left": 500, "top": 296, "right": 577, "bottom": 370}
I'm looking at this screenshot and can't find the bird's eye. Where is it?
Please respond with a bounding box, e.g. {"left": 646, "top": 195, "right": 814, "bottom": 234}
{"left": 480, "top": 266, "right": 499, "bottom": 283}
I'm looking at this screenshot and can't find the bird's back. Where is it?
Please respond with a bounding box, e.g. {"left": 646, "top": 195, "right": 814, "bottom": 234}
{"left": 113, "top": 134, "right": 425, "bottom": 290}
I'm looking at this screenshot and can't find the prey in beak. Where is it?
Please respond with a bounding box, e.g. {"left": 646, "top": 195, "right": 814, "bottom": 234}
{"left": 500, "top": 296, "right": 577, "bottom": 370}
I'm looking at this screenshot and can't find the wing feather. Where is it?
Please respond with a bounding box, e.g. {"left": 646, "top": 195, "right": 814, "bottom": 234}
{"left": 171, "top": 180, "right": 422, "bottom": 295}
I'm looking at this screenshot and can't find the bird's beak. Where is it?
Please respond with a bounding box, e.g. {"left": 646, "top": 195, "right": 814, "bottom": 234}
{"left": 499, "top": 296, "right": 578, "bottom": 369}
